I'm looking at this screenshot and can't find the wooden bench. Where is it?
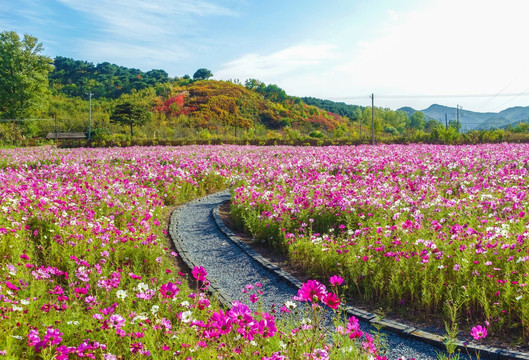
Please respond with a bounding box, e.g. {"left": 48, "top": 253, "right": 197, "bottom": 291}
{"left": 46, "top": 132, "right": 87, "bottom": 147}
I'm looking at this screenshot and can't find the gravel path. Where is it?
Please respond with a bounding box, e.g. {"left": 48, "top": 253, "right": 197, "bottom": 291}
{"left": 170, "top": 190, "right": 458, "bottom": 360}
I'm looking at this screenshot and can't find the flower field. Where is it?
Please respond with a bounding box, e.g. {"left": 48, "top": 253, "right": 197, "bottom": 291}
{"left": 0, "top": 146, "right": 390, "bottom": 359}
{"left": 231, "top": 143, "right": 529, "bottom": 341}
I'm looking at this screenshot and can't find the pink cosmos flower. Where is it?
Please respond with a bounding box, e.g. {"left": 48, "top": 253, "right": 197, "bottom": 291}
{"left": 192, "top": 266, "right": 207, "bottom": 282}
{"left": 228, "top": 301, "right": 252, "bottom": 322}
{"left": 27, "top": 328, "right": 41, "bottom": 347}
{"left": 159, "top": 282, "right": 179, "bottom": 298}
{"left": 258, "top": 318, "right": 277, "bottom": 338}
{"left": 313, "top": 348, "right": 329, "bottom": 359}
{"left": 237, "top": 319, "right": 259, "bottom": 341}
{"left": 329, "top": 275, "right": 344, "bottom": 286}
{"left": 362, "top": 333, "right": 377, "bottom": 354}
{"left": 294, "top": 280, "right": 327, "bottom": 302}
{"left": 346, "top": 316, "right": 363, "bottom": 339}
{"left": 108, "top": 314, "right": 125, "bottom": 329}
{"left": 197, "top": 298, "right": 210, "bottom": 310}
{"left": 130, "top": 342, "right": 143, "bottom": 354}
{"left": 136, "top": 289, "right": 156, "bottom": 300}
{"left": 5, "top": 281, "right": 19, "bottom": 292}
{"left": 160, "top": 318, "right": 172, "bottom": 330}
{"left": 209, "top": 310, "right": 233, "bottom": 335}
{"left": 43, "top": 327, "right": 63, "bottom": 346}
{"left": 323, "top": 292, "right": 341, "bottom": 309}
{"left": 263, "top": 352, "right": 287, "bottom": 360}
{"left": 129, "top": 272, "right": 142, "bottom": 280}
{"left": 470, "top": 325, "right": 487, "bottom": 341}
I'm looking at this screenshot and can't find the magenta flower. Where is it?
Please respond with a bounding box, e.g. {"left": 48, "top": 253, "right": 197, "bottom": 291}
{"left": 197, "top": 298, "right": 210, "bottom": 310}
{"left": 237, "top": 319, "right": 259, "bottom": 341}
{"left": 313, "top": 349, "right": 329, "bottom": 360}
{"left": 258, "top": 318, "right": 277, "bottom": 338}
{"left": 209, "top": 310, "right": 233, "bottom": 335}
{"left": 329, "top": 275, "right": 344, "bottom": 286}
{"left": 295, "top": 280, "right": 327, "bottom": 302}
{"left": 130, "top": 342, "right": 144, "bottom": 354}
{"left": 5, "top": 281, "right": 19, "bottom": 292}
{"left": 228, "top": 301, "right": 252, "bottom": 324}
{"left": 470, "top": 325, "right": 487, "bottom": 341}
{"left": 323, "top": 292, "right": 341, "bottom": 309}
{"left": 159, "top": 282, "right": 179, "bottom": 298}
{"left": 192, "top": 266, "right": 207, "bottom": 282}
{"left": 43, "top": 327, "right": 63, "bottom": 346}
{"left": 108, "top": 314, "right": 125, "bottom": 329}
{"left": 346, "top": 316, "right": 364, "bottom": 339}
{"left": 27, "top": 328, "right": 41, "bottom": 347}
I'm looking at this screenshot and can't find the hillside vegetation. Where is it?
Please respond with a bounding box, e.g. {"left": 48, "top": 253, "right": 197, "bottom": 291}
{"left": 3, "top": 29, "right": 529, "bottom": 146}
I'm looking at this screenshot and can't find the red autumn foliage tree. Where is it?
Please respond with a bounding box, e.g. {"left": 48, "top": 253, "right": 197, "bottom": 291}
{"left": 154, "top": 93, "right": 196, "bottom": 116}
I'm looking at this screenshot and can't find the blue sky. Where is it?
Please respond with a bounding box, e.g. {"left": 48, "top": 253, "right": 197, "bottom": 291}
{"left": 2, "top": 0, "right": 529, "bottom": 112}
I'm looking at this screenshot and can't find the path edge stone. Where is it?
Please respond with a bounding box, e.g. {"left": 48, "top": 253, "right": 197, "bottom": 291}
{"left": 208, "top": 196, "right": 529, "bottom": 360}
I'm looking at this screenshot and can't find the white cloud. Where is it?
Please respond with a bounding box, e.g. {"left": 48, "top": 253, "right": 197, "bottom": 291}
{"left": 79, "top": 40, "right": 189, "bottom": 70}
{"left": 46, "top": 0, "right": 239, "bottom": 74}
{"left": 0, "top": 0, "right": 59, "bottom": 30}
{"left": 338, "top": 0, "right": 529, "bottom": 111}
{"left": 215, "top": 43, "right": 338, "bottom": 82}
{"left": 57, "top": 0, "right": 236, "bottom": 41}
{"left": 217, "top": 0, "right": 529, "bottom": 112}
{"left": 344, "top": 0, "right": 529, "bottom": 92}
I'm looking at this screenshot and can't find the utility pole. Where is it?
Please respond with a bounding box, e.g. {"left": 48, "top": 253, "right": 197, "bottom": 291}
{"left": 86, "top": 92, "right": 93, "bottom": 140}
{"left": 456, "top": 105, "right": 462, "bottom": 132}
{"left": 445, "top": 114, "right": 448, "bottom": 128}
{"left": 371, "top": 93, "right": 375, "bottom": 145}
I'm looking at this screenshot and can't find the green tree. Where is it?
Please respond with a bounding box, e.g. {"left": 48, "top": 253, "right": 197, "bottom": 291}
{"left": 425, "top": 119, "right": 441, "bottom": 132}
{"left": 410, "top": 111, "right": 425, "bottom": 130}
{"left": 0, "top": 31, "right": 52, "bottom": 119}
{"left": 448, "top": 119, "right": 461, "bottom": 132}
{"left": 513, "top": 122, "right": 529, "bottom": 133}
{"left": 263, "top": 84, "right": 287, "bottom": 102}
{"left": 244, "top": 78, "right": 263, "bottom": 91}
{"left": 110, "top": 101, "right": 151, "bottom": 136}
{"left": 193, "top": 68, "right": 213, "bottom": 80}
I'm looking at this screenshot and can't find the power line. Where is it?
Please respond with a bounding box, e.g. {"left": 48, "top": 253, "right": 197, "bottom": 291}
{"left": 329, "top": 92, "right": 529, "bottom": 101}
{"left": 491, "top": 86, "right": 529, "bottom": 112}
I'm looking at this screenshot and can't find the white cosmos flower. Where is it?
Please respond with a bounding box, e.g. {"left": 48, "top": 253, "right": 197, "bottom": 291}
{"left": 116, "top": 290, "right": 127, "bottom": 300}
{"left": 181, "top": 310, "right": 193, "bottom": 323}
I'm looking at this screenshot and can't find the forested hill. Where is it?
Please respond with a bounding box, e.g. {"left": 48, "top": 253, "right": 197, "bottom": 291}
{"left": 49, "top": 56, "right": 170, "bottom": 99}
{"left": 45, "top": 57, "right": 351, "bottom": 133}
{"left": 301, "top": 97, "right": 363, "bottom": 120}
{"left": 151, "top": 80, "right": 350, "bottom": 132}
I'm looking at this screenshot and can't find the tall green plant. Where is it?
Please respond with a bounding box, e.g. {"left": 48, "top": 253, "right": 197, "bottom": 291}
{"left": 0, "top": 31, "right": 52, "bottom": 119}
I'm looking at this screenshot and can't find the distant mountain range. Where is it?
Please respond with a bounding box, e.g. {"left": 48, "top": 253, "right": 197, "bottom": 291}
{"left": 398, "top": 104, "right": 529, "bottom": 130}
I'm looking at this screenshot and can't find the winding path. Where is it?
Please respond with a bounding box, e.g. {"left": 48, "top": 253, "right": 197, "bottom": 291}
{"left": 169, "top": 190, "right": 511, "bottom": 360}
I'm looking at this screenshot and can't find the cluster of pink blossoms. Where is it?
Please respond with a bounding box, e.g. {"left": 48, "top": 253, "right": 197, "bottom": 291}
{"left": 294, "top": 277, "right": 342, "bottom": 310}
{"left": 197, "top": 300, "right": 277, "bottom": 341}
{"left": 27, "top": 327, "right": 63, "bottom": 352}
